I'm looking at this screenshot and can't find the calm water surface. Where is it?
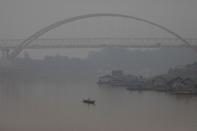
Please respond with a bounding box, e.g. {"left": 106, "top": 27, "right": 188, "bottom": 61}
{"left": 0, "top": 78, "right": 197, "bottom": 131}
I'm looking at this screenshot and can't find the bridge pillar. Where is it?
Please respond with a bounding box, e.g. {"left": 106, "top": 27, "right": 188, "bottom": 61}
{"left": 0, "top": 48, "right": 12, "bottom": 68}
{"left": 1, "top": 48, "right": 10, "bottom": 59}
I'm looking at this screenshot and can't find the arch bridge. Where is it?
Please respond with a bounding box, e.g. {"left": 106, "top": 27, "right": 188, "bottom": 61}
{"left": 1, "top": 13, "right": 194, "bottom": 60}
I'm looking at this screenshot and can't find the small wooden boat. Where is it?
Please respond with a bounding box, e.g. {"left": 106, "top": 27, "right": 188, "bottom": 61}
{"left": 83, "top": 99, "right": 95, "bottom": 105}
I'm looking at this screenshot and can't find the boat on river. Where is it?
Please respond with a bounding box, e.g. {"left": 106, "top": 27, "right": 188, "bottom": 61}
{"left": 83, "top": 99, "right": 95, "bottom": 105}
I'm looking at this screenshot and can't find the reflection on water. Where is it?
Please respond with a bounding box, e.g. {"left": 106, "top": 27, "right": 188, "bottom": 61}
{"left": 0, "top": 77, "right": 197, "bottom": 131}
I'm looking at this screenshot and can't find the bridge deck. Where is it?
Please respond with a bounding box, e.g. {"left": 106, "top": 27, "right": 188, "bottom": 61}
{"left": 0, "top": 38, "right": 197, "bottom": 49}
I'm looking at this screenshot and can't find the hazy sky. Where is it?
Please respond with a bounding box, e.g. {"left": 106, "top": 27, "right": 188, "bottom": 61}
{"left": 0, "top": 0, "right": 197, "bottom": 39}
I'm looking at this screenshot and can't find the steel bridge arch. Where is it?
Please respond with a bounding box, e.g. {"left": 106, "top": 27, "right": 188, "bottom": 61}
{"left": 8, "top": 13, "right": 192, "bottom": 59}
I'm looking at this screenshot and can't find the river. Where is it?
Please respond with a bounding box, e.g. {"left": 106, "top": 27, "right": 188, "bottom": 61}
{"left": 0, "top": 77, "right": 197, "bottom": 131}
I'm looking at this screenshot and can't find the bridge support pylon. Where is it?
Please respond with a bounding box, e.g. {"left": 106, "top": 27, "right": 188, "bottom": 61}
{"left": 0, "top": 48, "right": 12, "bottom": 68}
{"left": 0, "top": 48, "right": 10, "bottom": 59}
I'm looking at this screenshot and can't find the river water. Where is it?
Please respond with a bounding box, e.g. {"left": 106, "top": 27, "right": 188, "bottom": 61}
{"left": 0, "top": 78, "right": 197, "bottom": 131}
